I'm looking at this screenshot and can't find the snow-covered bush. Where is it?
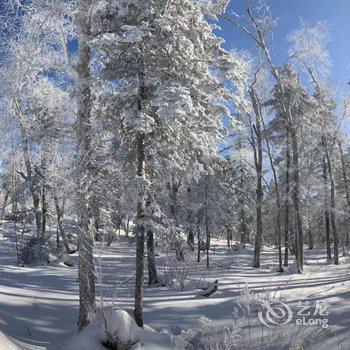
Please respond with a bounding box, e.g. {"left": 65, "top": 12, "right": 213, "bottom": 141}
{"left": 160, "top": 250, "right": 194, "bottom": 290}
{"left": 181, "top": 315, "right": 241, "bottom": 350}
{"left": 181, "top": 283, "right": 337, "bottom": 350}
{"left": 173, "top": 261, "right": 191, "bottom": 291}
{"left": 99, "top": 308, "right": 139, "bottom": 350}
{"left": 235, "top": 284, "right": 339, "bottom": 349}
{"left": 20, "top": 236, "right": 47, "bottom": 265}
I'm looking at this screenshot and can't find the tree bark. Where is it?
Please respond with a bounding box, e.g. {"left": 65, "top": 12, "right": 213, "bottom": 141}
{"left": 204, "top": 181, "right": 210, "bottom": 269}
{"left": 147, "top": 229, "right": 158, "bottom": 285}
{"left": 33, "top": 195, "right": 42, "bottom": 237}
{"left": 134, "top": 132, "right": 146, "bottom": 328}
{"left": 187, "top": 226, "right": 195, "bottom": 251}
{"left": 308, "top": 229, "right": 314, "bottom": 250}
{"left": 205, "top": 213, "right": 210, "bottom": 269}
{"left": 125, "top": 215, "right": 130, "bottom": 237}
{"left": 290, "top": 126, "right": 303, "bottom": 273}
{"left": 226, "top": 226, "right": 232, "bottom": 250}
{"left": 262, "top": 112, "right": 283, "bottom": 272}
{"left": 249, "top": 87, "right": 263, "bottom": 269}
{"left": 15, "top": 125, "right": 42, "bottom": 237}
{"left": 197, "top": 214, "right": 201, "bottom": 263}
{"left": 76, "top": 1, "right": 96, "bottom": 330}
{"left": 168, "top": 178, "right": 184, "bottom": 261}
{"left": 237, "top": 138, "right": 249, "bottom": 244}
{"left": 54, "top": 195, "right": 78, "bottom": 254}
{"left": 322, "top": 143, "right": 332, "bottom": 261}
{"left": 187, "top": 188, "right": 195, "bottom": 251}
{"left": 134, "top": 60, "right": 149, "bottom": 327}
{"left": 41, "top": 182, "right": 47, "bottom": 237}
{"left": 339, "top": 141, "right": 350, "bottom": 252}
{"left": 324, "top": 137, "right": 339, "bottom": 265}
{"left": 284, "top": 131, "right": 291, "bottom": 267}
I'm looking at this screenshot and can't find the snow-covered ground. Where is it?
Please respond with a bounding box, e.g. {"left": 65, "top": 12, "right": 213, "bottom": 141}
{"left": 0, "top": 221, "right": 349, "bottom": 349}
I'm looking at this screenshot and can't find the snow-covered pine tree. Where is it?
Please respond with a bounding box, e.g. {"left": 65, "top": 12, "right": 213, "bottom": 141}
{"left": 90, "top": 0, "right": 242, "bottom": 327}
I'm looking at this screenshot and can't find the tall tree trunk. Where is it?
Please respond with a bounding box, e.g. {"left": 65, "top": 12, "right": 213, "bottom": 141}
{"left": 250, "top": 87, "right": 263, "bottom": 269}
{"left": 187, "top": 226, "right": 195, "bottom": 251}
{"left": 339, "top": 141, "right": 350, "bottom": 252}
{"left": 10, "top": 144, "right": 21, "bottom": 265}
{"left": 168, "top": 178, "right": 184, "bottom": 261}
{"left": 289, "top": 219, "right": 296, "bottom": 256}
{"left": 92, "top": 194, "right": 101, "bottom": 241}
{"left": 56, "top": 228, "right": 60, "bottom": 249}
{"left": 204, "top": 181, "right": 210, "bottom": 269}
{"left": 54, "top": 195, "right": 78, "bottom": 255}
{"left": 41, "top": 182, "right": 46, "bottom": 237}
{"left": 262, "top": 114, "right": 283, "bottom": 272}
{"left": 134, "top": 132, "right": 146, "bottom": 328}
{"left": 239, "top": 187, "right": 249, "bottom": 244}
{"left": 134, "top": 59, "right": 150, "bottom": 327}
{"left": 187, "top": 188, "right": 195, "bottom": 251}
{"left": 238, "top": 137, "right": 249, "bottom": 244}
{"left": 324, "top": 138, "right": 339, "bottom": 265}
{"left": 13, "top": 103, "right": 43, "bottom": 237}
{"left": 290, "top": 126, "right": 303, "bottom": 273}
{"left": 197, "top": 214, "right": 201, "bottom": 263}
{"left": 33, "top": 195, "right": 42, "bottom": 237}
{"left": 76, "top": 2, "right": 96, "bottom": 330}
{"left": 147, "top": 229, "right": 158, "bottom": 285}
{"left": 253, "top": 153, "right": 263, "bottom": 268}
{"left": 308, "top": 229, "right": 314, "bottom": 250}
{"left": 226, "top": 226, "right": 232, "bottom": 250}
{"left": 206, "top": 224, "right": 210, "bottom": 269}
{"left": 125, "top": 215, "right": 130, "bottom": 237}
{"left": 40, "top": 155, "right": 47, "bottom": 238}
{"left": 322, "top": 144, "right": 332, "bottom": 261}
{"left": 284, "top": 131, "right": 291, "bottom": 267}
{"left": 18, "top": 145, "right": 42, "bottom": 236}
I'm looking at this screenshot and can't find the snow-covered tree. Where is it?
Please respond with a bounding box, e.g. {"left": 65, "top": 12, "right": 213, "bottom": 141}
{"left": 89, "top": 0, "right": 243, "bottom": 327}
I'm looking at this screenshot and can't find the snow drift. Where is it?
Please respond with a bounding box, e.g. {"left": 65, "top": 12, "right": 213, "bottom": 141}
{"left": 50, "top": 309, "right": 189, "bottom": 350}
{"left": 0, "top": 330, "right": 19, "bottom": 350}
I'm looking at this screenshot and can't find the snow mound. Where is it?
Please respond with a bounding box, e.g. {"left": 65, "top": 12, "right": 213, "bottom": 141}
{"left": 283, "top": 261, "right": 303, "bottom": 275}
{"left": 196, "top": 280, "right": 219, "bottom": 297}
{"left": 51, "top": 309, "right": 190, "bottom": 350}
{"left": 0, "top": 330, "right": 20, "bottom": 350}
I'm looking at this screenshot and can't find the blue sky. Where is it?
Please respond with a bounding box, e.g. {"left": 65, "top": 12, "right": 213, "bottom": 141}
{"left": 219, "top": 0, "right": 350, "bottom": 88}
{"left": 1, "top": 1, "right": 348, "bottom": 86}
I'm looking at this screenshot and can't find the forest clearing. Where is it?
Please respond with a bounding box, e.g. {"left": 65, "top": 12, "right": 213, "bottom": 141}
{"left": 1, "top": 221, "right": 349, "bottom": 349}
